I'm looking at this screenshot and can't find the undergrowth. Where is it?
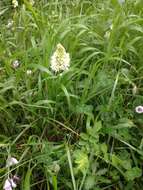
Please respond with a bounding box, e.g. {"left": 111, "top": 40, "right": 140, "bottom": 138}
{"left": 0, "top": 0, "right": 143, "bottom": 189}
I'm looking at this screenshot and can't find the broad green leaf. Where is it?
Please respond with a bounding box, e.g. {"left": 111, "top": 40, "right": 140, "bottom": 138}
{"left": 93, "top": 121, "right": 102, "bottom": 132}
{"left": 75, "top": 104, "right": 93, "bottom": 115}
{"left": 84, "top": 176, "right": 95, "bottom": 190}
{"left": 125, "top": 167, "right": 142, "bottom": 181}
{"left": 112, "top": 154, "right": 122, "bottom": 166}
{"left": 80, "top": 133, "right": 89, "bottom": 141}
{"left": 74, "top": 150, "right": 89, "bottom": 174}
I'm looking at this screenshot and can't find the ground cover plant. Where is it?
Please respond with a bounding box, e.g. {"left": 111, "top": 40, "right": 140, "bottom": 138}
{"left": 0, "top": 0, "right": 143, "bottom": 189}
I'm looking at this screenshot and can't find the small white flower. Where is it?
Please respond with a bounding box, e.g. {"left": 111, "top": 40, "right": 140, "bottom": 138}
{"left": 26, "top": 69, "right": 32, "bottom": 75}
{"left": 12, "top": 60, "right": 20, "bottom": 69}
{"left": 135, "top": 106, "right": 143, "bottom": 114}
{"left": 110, "top": 24, "right": 113, "bottom": 30}
{"left": 7, "top": 20, "right": 14, "bottom": 29}
{"left": 132, "top": 84, "right": 138, "bottom": 96}
{"left": 104, "top": 31, "right": 110, "bottom": 39}
{"left": 3, "top": 178, "right": 17, "bottom": 190}
{"left": 52, "top": 162, "right": 60, "bottom": 173}
{"left": 3, "top": 179, "right": 12, "bottom": 190}
{"left": 12, "top": 0, "right": 18, "bottom": 8}
{"left": 50, "top": 43, "right": 70, "bottom": 73}
{"left": 6, "top": 157, "right": 18, "bottom": 167}
{"left": 118, "top": 0, "right": 125, "bottom": 4}
{"left": 29, "top": 0, "right": 35, "bottom": 5}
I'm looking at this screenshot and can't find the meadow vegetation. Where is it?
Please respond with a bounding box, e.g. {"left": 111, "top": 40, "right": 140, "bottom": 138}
{"left": 0, "top": 0, "right": 143, "bottom": 189}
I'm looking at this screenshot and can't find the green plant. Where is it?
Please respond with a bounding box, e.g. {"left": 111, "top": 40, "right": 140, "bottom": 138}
{"left": 0, "top": 0, "right": 143, "bottom": 189}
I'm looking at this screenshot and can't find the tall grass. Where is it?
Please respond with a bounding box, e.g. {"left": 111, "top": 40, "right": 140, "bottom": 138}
{"left": 0, "top": 0, "right": 143, "bottom": 189}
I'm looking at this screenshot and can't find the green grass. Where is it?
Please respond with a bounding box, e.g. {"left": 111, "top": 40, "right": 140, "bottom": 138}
{"left": 0, "top": 0, "right": 143, "bottom": 189}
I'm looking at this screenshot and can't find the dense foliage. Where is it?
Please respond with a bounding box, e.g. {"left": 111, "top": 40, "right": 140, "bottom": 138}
{"left": 0, "top": 0, "right": 143, "bottom": 189}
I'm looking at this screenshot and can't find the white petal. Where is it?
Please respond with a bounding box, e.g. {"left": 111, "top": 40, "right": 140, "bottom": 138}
{"left": 5, "top": 188, "right": 12, "bottom": 190}
{"left": 3, "top": 179, "right": 11, "bottom": 189}
{"left": 12, "top": 60, "right": 20, "bottom": 68}
{"left": 9, "top": 179, "right": 17, "bottom": 188}
{"left": 6, "top": 157, "right": 18, "bottom": 167}
{"left": 26, "top": 70, "right": 32, "bottom": 75}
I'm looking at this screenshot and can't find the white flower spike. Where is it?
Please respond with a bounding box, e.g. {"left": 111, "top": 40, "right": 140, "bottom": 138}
{"left": 6, "top": 157, "right": 18, "bottom": 168}
{"left": 3, "top": 178, "right": 17, "bottom": 190}
{"left": 135, "top": 106, "right": 143, "bottom": 114}
{"left": 50, "top": 43, "right": 70, "bottom": 73}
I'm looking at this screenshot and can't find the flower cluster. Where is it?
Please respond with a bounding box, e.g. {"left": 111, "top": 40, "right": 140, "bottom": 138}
{"left": 132, "top": 84, "right": 137, "bottom": 95}
{"left": 3, "top": 157, "right": 19, "bottom": 190}
{"left": 50, "top": 43, "right": 70, "bottom": 73}
{"left": 12, "top": 0, "right": 18, "bottom": 8}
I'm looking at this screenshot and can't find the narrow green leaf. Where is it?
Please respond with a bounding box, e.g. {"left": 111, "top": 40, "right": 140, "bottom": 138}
{"left": 23, "top": 167, "right": 33, "bottom": 190}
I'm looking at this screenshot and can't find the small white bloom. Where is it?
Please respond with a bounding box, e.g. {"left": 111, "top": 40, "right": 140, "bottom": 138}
{"left": 50, "top": 43, "right": 70, "bottom": 73}
{"left": 12, "top": 0, "right": 18, "bottom": 8}
{"left": 29, "top": 0, "right": 35, "bottom": 6}
{"left": 3, "top": 178, "right": 17, "bottom": 190}
{"left": 10, "top": 179, "right": 16, "bottom": 188}
{"left": 52, "top": 162, "right": 60, "bottom": 173}
{"left": 12, "top": 60, "right": 20, "bottom": 69}
{"left": 132, "top": 84, "right": 138, "bottom": 96}
{"left": 104, "top": 31, "right": 110, "bottom": 39}
{"left": 110, "top": 24, "right": 113, "bottom": 30}
{"left": 118, "top": 0, "right": 125, "bottom": 5}
{"left": 3, "top": 179, "right": 12, "bottom": 190}
{"left": 26, "top": 69, "right": 32, "bottom": 75}
{"left": 6, "top": 157, "right": 18, "bottom": 167}
{"left": 135, "top": 106, "right": 143, "bottom": 114}
{"left": 7, "top": 20, "right": 14, "bottom": 29}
